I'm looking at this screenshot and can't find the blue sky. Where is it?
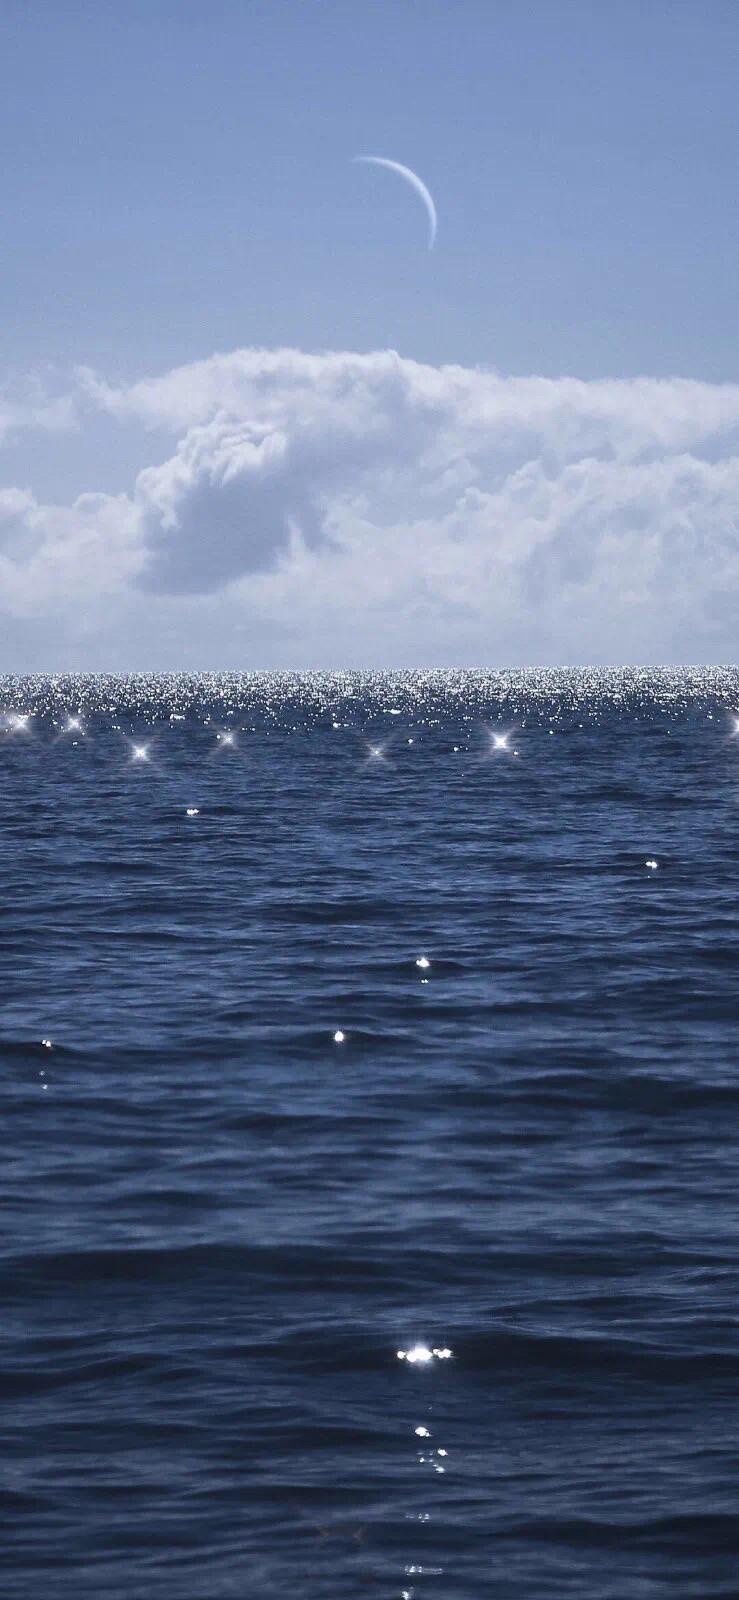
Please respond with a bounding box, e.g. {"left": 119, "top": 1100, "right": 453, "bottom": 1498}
{"left": 2, "top": 1, "right": 739, "bottom": 667}
{"left": 4, "top": 0, "right": 739, "bottom": 379}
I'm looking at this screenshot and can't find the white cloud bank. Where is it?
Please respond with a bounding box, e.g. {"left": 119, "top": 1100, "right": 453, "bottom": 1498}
{"left": 2, "top": 346, "right": 739, "bottom": 666}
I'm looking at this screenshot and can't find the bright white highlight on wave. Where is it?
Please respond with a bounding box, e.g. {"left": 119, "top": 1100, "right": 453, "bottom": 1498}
{"left": 397, "top": 1345, "right": 453, "bottom": 1363}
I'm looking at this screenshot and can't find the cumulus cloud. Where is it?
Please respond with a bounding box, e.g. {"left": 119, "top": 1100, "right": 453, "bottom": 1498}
{"left": 0, "top": 486, "right": 141, "bottom": 617}
{"left": 3, "top": 346, "right": 739, "bottom": 665}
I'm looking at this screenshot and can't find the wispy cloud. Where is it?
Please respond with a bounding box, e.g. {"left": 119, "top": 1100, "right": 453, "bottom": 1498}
{"left": 0, "top": 383, "right": 76, "bottom": 447}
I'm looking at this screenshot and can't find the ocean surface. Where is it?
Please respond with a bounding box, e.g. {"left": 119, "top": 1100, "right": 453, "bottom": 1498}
{"left": 2, "top": 667, "right": 739, "bottom": 1600}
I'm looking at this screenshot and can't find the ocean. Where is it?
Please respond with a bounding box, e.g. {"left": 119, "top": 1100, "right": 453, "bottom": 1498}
{"left": 2, "top": 668, "right": 739, "bottom": 1599}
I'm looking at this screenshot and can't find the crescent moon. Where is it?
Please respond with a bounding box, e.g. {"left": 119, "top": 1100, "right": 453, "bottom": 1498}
{"left": 353, "top": 156, "right": 437, "bottom": 250}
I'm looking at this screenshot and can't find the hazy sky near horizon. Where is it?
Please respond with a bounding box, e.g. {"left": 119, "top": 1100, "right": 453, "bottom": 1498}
{"left": 3, "top": 0, "right": 739, "bottom": 668}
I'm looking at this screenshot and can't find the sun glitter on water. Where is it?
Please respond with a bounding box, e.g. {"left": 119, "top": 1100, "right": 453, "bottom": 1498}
{"left": 397, "top": 1345, "right": 453, "bottom": 1363}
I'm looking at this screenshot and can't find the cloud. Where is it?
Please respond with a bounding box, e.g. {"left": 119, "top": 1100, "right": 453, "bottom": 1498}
{"left": 0, "top": 383, "right": 76, "bottom": 446}
{"left": 0, "top": 486, "right": 141, "bottom": 618}
{"left": 3, "top": 346, "right": 739, "bottom": 665}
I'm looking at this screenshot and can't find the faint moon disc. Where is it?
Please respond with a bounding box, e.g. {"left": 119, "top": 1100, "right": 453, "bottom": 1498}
{"left": 353, "top": 156, "right": 437, "bottom": 249}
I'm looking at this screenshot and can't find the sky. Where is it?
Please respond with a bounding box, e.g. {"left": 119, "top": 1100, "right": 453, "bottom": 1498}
{"left": 2, "top": 0, "right": 739, "bottom": 668}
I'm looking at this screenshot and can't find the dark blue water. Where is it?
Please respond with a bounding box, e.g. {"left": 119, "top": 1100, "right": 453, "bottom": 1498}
{"left": 3, "top": 669, "right": 739, "bottom": 1599}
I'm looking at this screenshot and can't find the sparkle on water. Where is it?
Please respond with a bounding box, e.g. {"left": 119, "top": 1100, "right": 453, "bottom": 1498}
{"left": 3, "top": 666, "right": 739, "bottom": 1600}
{"left": 3, "top": 666, "right": 739, "bottom": 731}
{"left": 397, "top": 1345, "right": 452, "bottom": 1363}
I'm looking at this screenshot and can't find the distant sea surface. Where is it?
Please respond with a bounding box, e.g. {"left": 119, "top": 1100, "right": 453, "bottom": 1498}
{"left": 3, "top": 668, "right": 739, "bottom": 1600}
